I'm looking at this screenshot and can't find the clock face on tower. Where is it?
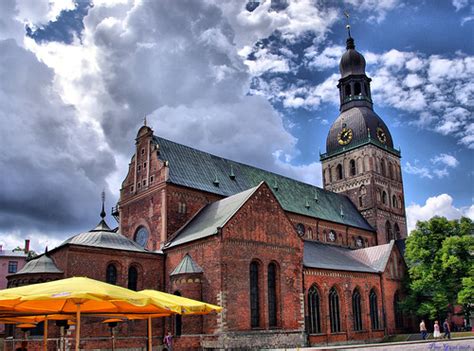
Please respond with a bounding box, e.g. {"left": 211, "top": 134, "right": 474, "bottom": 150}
{"left": 337, "top": 127, "right": 353, "bottom": 145}
{"left": 376, "top": 127, "right": 387, "bottom": 144}
{"left": 134, "top": 227, "right": 149, "bottom": 247}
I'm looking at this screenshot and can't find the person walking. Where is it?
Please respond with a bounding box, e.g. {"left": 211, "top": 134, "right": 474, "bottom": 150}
{"left": 420, "top": 319, "right": 428, "bottom": 340}
{"left": 163, "top": 330, "right": 173, "bottom": 351}
{"left": 433, "top": 320, "right": 441, "bottom": 339}
{"left": 443, "top": 319, "right": 451, "bottom": 339}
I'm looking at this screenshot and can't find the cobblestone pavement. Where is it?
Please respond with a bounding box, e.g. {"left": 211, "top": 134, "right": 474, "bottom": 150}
{"left": 302, "top": 338, "right": 474, "bottom": 351}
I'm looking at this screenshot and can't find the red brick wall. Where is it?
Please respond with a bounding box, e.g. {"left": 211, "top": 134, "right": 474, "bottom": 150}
{"left": 221, "top": 183, "right": 304, "bottom": 332}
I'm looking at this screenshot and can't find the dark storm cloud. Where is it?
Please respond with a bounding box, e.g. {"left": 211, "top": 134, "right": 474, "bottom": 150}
{"left": 0, "top": 38, "right": 116, "bottom": 236}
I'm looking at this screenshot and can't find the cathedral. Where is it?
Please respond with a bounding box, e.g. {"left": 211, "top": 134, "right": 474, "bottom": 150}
{"left": 7, "top": 33, "right": 410, "bottom": 350}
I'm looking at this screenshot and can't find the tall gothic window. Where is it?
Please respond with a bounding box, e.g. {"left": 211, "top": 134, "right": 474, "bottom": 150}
{"left": 392, "top": 195, "right": 397, "bottom": 208}
{"left": 128, "top": 266, "right": 138, "bottom": 291}
{"left": 174, "top": 291, "right": 182, "bottom": 335}
{"left": 369, "top": 289, "right": 380, "bottom": 330}
{"left": 308, "top": 285, "right": 321, "bottom": 334}
{"left": 394, "top": 223, "right": 400, "bottom": 240}
{"left": 336, "top": 164, "right": 343, "bottom": 180}
{"left": 106, "top": 264, "right": 117, "bottom": 285}
{"left": 381, "top": 160, "right": 386, "bottom": 176}
{"left": 352, "top": 289, "right": 363, "bottom": 331}
{"left": 382, "top": 191, "right": 387, "bottom": 205}
{"left": 268, "top": 263, "right": 277, "bottom": 327}
{"left": 329, "top": 287, "right": 341, "bottom": 333}
{"left": 394, "top": 291, "right": 404, "bottom": 328}
{"left": 385, "top": 221, "right": 393, "bottom": 242}
{"left": 350, "top": 159, "right": 356, "bottom": 176}
{"left": 250, "top": 261, "right": 260, "bottom": 328}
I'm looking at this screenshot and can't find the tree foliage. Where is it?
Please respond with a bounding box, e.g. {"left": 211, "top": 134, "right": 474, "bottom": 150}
{"left": 403, "top": 216, "right": 474, "bottom": 320}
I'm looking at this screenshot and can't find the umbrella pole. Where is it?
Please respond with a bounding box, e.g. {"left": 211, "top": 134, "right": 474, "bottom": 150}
{"left": 147, "top": 316, "right": 152, "bottom": 351}
{"left": 43, "top": 318, "right": 48, "bottom": 351}
{"left": 75, "top": 304, "right": 81, "bottom": 351}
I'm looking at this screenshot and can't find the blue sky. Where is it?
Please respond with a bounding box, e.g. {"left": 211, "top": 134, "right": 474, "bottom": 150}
{"left": 0, "top": 0, "right": 472, "bottom": 251}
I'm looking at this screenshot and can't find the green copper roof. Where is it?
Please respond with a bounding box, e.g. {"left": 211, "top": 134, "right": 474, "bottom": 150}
{"left": 154, "top": 136, "right": 374, "bottom": 231}
{"left": 170, "top": 254, "right": 203, "bottom": 275}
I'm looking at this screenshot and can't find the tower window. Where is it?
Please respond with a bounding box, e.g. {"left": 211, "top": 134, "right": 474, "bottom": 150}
{"left": 336, "top": 164, "right": 343, "bottom": 180}
{"left": 354, "top": 82, "right": 361, "bottom": 95}
{"left": 350, "top": 159, "right": 356, "bottom": 176}
{"left": 380, "top": 161, "right": 386, "bottom": 176}
{"left": 308, "top": 285, "right": 321, "bottom": 334}
{"left": 382, "top": 191, "right": 387, "bottom": 205}
{"left": 392, "top": 195, "right": 397, "bottom": 208}
{"left": 394, "top": 223, "right": 401, "bottom": 240}
{"left": 385, "top": 221, "right": 393, "bottom": 242}
{"left": 345, "top": 84, "right": 351, "bottom": 97}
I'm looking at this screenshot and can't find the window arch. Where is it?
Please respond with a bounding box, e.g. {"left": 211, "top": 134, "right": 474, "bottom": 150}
{"left": 394, "top": 223, "right": 400, "bottom": 240}
{"left": 381, "top": 160, "right": 386, "bottom": 176}
{"left": 394, "top": 291, "right": 403, "bottom": 328}
{"left": 385, "top": 221, "right": 393, "bottom": 242}
{"left": 128, "top": 266, "right": 138, "bottom": 291}
{"left": 354, "top": 82, "right": 361, "bottom": 95}
{"left": 329, "top": 287, "right": 341, "bottom": 333}
{"left": 174, "top": 291, "right": 182, "bottom": 336}
{"left": 392, "top": 195, "right": 397, "bottom": 208}
{"left": 268, "top": 262, "right": 278, "bottom": 327}
{"left": 106, "top": 263, "right": 117, "bottom": 285}
{"left": 308, "top": 285, "right": 321, "bottom": 334}
{"left": 352, "top": 289, "right": 363, "bottom": 331}
{"left": 369, "top": 289, "right": 380, "bottom": 330}
{"left": 336, "top": 164, "right": 343, "bottom": 180}
{"left": 307, "top": 227, "right": 313, "bottom": 240}
{"left": 250, "top": 261, "right": 260, "bottom": 328}
{"left": 345, "top": 84, "right": 351, "bottom": 97}
{"left": 350, "top": 159, "right": 356, "bottom": 176}
{"left": 389, "top": 162, "right": 394, "bottom": 179}
{"left": 382, "top": 191, "right": 387, "bottom": 205}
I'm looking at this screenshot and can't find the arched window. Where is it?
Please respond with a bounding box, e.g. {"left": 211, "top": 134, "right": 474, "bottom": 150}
{"left": 398, "top": 196, "right": 403, "bottom": 209}
{"left": 350, "top": 159, "right": 356, "bottom": 176}
{"left": 308, "top": 285, "right": 321, "bottom": 334}
{"left": 307, "top": 228, "right": 313, "bottom": 240}
{"left": 394, "top": 291, "right": 404, "bottom": 329}
{"left": 106, "top": 264, "right": 117, "bottom": 285}
{"left": 394, "top": 223, "right": 400, "bottom": 240}
{"left": 345, "top": 84, "right": 351, "bottom": 97}
{"left": 392, "top": 195, "right": 397, "bottom": 208}
{"left": 268, "top": 263, "right": 277, "bottom": 327}
{"left": 381, "top": 160, "right": 386, "bottom": 176}
{"left": 382, "top": 191, "right": 387, "bottom": 205}
{"left": 128, "top": 266, "right": 138, "bottom": 291}
{"left": 329, "top": 287, "right": 341, "bottom": 333}
{"left": 389, "top": 163, "right": 394, "bottom": 179}
{"left": 174, "top": 291, "right": 182, "bottom": 335}
{"left": 352, "top": 289, "right": 362, "bottom": 331}
{"left": 385, "top": 221, "right": 393, "bottom": 242}
{"left": 250, "top": 261, "right": 260, "bottom": 328}
{"left": 359, "top": 185, "right": 366, "bottom": 195}
{"left": 369, "top": 289, "right": 380, "bottom": 330}
{"left": 354, "top": 82, "right": 361, "bottom": 95}
{"left": 336, "top": 164, "right": 343, "bottom": 180}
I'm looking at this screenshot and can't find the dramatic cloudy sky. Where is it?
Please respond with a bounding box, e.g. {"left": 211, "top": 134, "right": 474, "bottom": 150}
{"left": 0, "top": 0, "right": 472, "bottom": 252}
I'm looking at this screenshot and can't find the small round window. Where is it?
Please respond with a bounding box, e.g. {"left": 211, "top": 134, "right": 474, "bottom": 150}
{"left": 134, "top": 227, "right": 149, "bottom": 247}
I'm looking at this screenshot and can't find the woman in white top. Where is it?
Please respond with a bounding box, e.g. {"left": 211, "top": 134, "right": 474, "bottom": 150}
{"left": 433, "top": 320, "right": 441, "bottom": 339}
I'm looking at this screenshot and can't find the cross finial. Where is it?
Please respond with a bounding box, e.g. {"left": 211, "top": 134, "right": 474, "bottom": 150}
{"left": 100, "top": 190, "right": 106, "bottom": 219}
{"left": 344, "top": 10, "right": 351, "bottom": 38}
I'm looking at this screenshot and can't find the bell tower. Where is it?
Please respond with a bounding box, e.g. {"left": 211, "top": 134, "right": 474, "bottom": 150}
{"left": 320, "top": 29, "right": 407, "bottom": 244}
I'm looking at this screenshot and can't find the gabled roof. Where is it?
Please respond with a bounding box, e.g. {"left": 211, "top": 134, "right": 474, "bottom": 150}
{"left": 166, "top": 185, "right": 260, "bottom": 248}
{"left": 170, "top": 254, "right": 203, "bottom": 276}
{"left": 304, "top": 241, "right": 377, "bottom": 273}
{"left": 9, "top": 254, "right": 62, "bottom": 276}
{"left": 304, "top": 240, "right": 396, "bottom": 273}
{"left": 347, "top": 241, "right": 394, "bottom": 272}
{"left": 154, "top": 136, "right": 373, "bottom": 231}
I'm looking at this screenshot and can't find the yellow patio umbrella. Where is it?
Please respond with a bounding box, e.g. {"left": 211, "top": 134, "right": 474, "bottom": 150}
{"left": 0, "top": 277, "right": 180, "bottom": 351}
{"left": 139, "top": 289, "right": 222, "bottom": 315}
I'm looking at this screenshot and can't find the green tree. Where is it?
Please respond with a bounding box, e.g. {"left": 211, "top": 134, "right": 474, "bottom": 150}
{"left": 403, "top": 216, "right": 474, "bottom": 321}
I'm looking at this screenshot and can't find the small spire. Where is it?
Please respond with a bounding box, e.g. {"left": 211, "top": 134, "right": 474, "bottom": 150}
{"left": 344, "top": 10, "right": 355, "bottom": 49}
{"left": 100, "top": 190, "right": 106, "bottom": 219}
{"left": 367, "top": 128, "right": 371, "bottom": 139}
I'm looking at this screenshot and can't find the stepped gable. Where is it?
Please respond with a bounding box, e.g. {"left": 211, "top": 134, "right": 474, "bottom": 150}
{"left": 153, "top": 136, "right": 373, "bottom": 232}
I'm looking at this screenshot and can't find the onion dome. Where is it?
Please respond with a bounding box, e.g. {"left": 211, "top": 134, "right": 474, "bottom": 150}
{"left": 339, "top": 37, "right": 366, "bottom": 78}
